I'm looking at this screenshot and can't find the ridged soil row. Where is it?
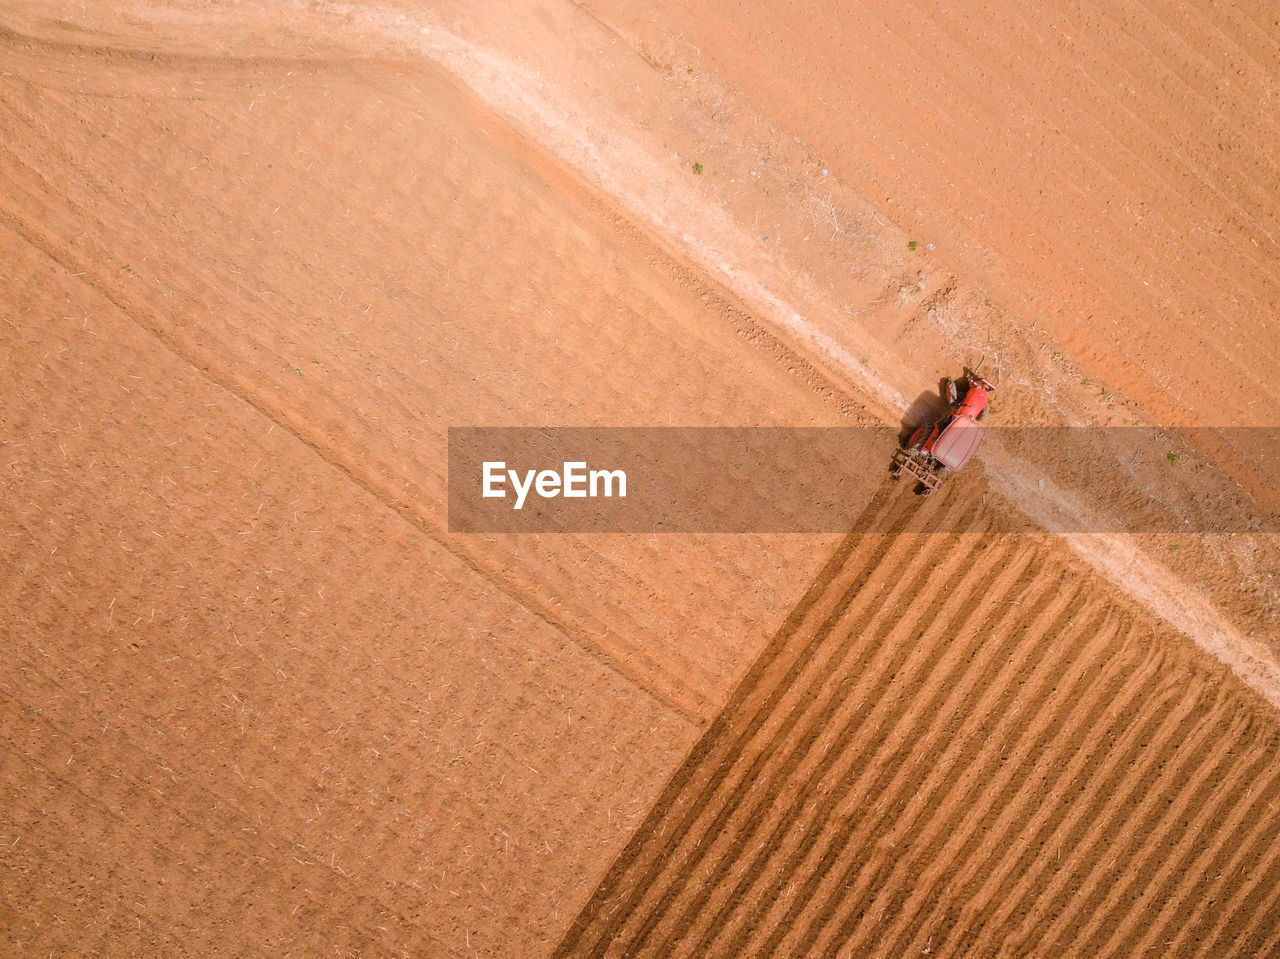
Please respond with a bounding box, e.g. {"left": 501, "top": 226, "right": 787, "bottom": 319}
{"left": 741, "top": 542, "right": 1062, "bottom": 959}
{"left": 833, "top": 586, "right": 1114, "bottom": 957}
{"left": 688, "top": 548, "right": 1068, "bottom": 959}
{"left": 878, "top": 601, "right": 1124, "bottom": 957}
{"left": 551, "top": 481, "right": 949, "bottom": 958}
{"left": 754, "top": 553, "right": 1054, "bottom": 959}
{"left": 661, "top": 535, "right": 1043, "bottom": 959}
{"left": 1094, "top": 728, "right": 1280, "bottom": 957}
{"left": 989, "top": 678, "right": 1228, "bottom": 954}
{"left": 891, "top": 635, "right": 1172, "bottom": 954}
{"left": 1098, "top": 713, "right": 1280, "bottom": 959}
{"left": 1039, "top": 701, "right": 1258, "bottom": 956}
{"left": 1010, "top": 692, "right": 1243, "bottom": 954}
{"left": 1118, "top": 740, "right": 1280, "bottom": 958}
{"left": 558, "top": 478, "right": 1280, "bottom": 957}
{"left": 558, "top": 483, "right": 1060, "bottom": 959}
{"left": 811, "top": 592, "right": 1121, "bottom": 958}
{"left": 1247, "top": 903, "right": 1280, "bottom": 959}
{"left": 593, "top": 487, "right": 996, "bottom": 958}
{"left": 1204, "top": 810, "right": 1280, "bottom": 958}
{"left": 956, "top": 671, "right": 1207, "bottom": 953}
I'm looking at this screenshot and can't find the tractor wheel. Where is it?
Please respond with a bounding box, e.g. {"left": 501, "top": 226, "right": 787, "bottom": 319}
{"left": 943, "top": 378, "right": 959, "bottom": 406}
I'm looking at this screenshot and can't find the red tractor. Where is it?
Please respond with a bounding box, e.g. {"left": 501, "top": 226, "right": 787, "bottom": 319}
{"left": 891, "top": 368, "right": 995, "bottom": 494}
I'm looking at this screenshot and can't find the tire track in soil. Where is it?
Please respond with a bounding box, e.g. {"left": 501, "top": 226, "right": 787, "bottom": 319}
{"left": 554, "top": 475, "right": 1280, "bottom": 958}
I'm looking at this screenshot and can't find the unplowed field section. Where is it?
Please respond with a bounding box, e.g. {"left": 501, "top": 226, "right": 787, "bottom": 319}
{"left": 589, "top": 0, "right": 1280, "bottom": 433}
{"left": 556, "top": 482, "right": 1280, "bottom": 959}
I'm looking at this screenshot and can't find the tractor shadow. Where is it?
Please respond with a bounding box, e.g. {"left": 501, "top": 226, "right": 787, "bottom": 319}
{"left": 897, "top": 387, "right": 952, "bottom": 446}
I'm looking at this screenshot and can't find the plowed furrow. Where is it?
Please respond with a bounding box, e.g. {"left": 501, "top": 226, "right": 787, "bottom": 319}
{"left": 654, "top": 538, "right": 1034, "bottom": 956}
{"left": 691, "top": 540, "right": 1043, "bottom": 959}
{"left": 828, "top": 600, "right": 1125, "bottom": 957}
{"left": 1206, "top": 829, "right": 1280, "bottom": 959}
{"left": 977, "top": 681, "right": 1208, "bottom": 952}
{"left": 1001, "top": 681, "right": 1227, "bottom": 954}
{"left": 786, "top": 553, "right": 1064, "bottom": 959}
{"left": 884, "top": 603, "right": 1133, "bottom": 954}
{"left": 1093, "top": 725, "right": 1280, "bottom": 959}
{"left": 925, "top": 644, "right": 1171, "bottom": 954}
{"left": 551, "top": 484, "right": 939, "bottom": 958}
{"left": 556, "top": 494, "right": 1280, "bottom": 959}
{"left": 614, "top": 506, "right": 999, "bottom": 956}
{"left": 845, "top": 589, "right": 1113, "bottom": 955}
{"left": 1133, "top": 754, "right": 1280, "bottom": 958}
{"left": 699, "top": 550, "right": 1065, "bottom": 959}
{"left": 1063, "top": 704, "right": 1257, "bottom": 955}
{"left": 876, "top": 595, "right": 1117, "bottom": 955}
{"left": 1246, "top": 911, "right": 1280, "bottom": 959}
{"left": 1023, "top": 694, "right": 1240, "bottom": 954}
{"left": 1225, "top": 881, "right": 1280, "bottom": 959}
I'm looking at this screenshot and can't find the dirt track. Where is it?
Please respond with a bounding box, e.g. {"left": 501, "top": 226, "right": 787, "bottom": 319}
{"left": 3, "top": 1, "right": 1279, "bottom": 956}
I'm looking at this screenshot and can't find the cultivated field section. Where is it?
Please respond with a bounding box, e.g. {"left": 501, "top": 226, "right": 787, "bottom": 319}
{"left": 556, "top": 485, "right": 1280, "bottom": 958}
{"left": 0, "top": 21, "right": 857, "bottom": 955}
{"left": 3, "top": 0, "right": 1280, "bottom": 957}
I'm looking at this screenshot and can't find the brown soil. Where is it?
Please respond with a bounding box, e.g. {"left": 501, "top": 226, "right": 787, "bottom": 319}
{"left": 2, "top": 1, "right": 1278, "bottom": 957}
{"left": 556, "top": 481, "right": 1280, "bottom": 958}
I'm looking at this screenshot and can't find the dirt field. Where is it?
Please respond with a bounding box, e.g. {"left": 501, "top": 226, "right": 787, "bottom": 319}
{"left": 557, "top": 485, "right": 1280, "bottom": 958}
{"left": 2, "top": 1, "right": 1278, "bottom": 956}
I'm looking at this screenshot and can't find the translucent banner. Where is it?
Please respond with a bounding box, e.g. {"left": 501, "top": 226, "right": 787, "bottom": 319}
{"left": 447, "top": 427, "right": 1280, "bottom": 533}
